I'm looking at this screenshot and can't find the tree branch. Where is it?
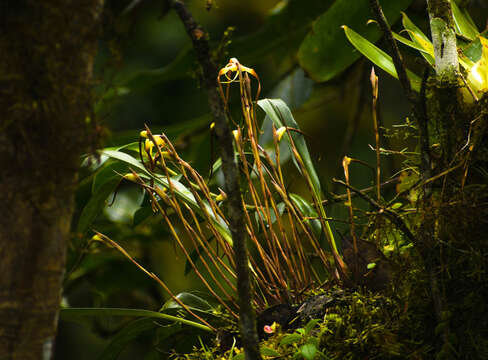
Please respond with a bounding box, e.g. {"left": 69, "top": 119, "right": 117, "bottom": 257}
{"left": 168, "top": 1, "right": 262, "bottom": 359}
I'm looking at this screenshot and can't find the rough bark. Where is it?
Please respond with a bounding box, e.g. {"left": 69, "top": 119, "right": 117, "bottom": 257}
{"left": 0, "top": 1, "right": 103, "bottom": 359}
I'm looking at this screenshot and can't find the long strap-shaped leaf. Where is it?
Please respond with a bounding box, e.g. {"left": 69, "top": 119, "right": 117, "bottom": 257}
{"left": 343, "top": 25, "right": 421, "bottom": 92}
{"left": 257, "top": 99, "right": 342, "bottom": 267}
{"left": 60, "top": 307, "right": 213, "bottom": 332}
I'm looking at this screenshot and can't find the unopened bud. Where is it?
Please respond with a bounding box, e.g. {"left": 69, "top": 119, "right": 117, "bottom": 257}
{"left": 91, "top": 234, "right": 103, "bottom": 242}
{"left": 276, "top": 127, "right": 287, "bottom": 141}
{"left": 145, "top": 139, "right": 154, "bottom": 153}
{"left": 215, "top": 189, "right": 227, "bottom": 202}
{"left": 154, "top": 186, "right": 167, "bottom": 198}
{"left": 123, "top": 173, "right": 138, "bottom": 182}
{"left": 153, "top": 135, "right": 165, "bottom": 147}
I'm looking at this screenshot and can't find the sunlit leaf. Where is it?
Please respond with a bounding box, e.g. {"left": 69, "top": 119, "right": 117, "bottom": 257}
{"left": 280, "top": 333, "right": 302, "bottom": 345}
{"left": 451, "top": 0, "right": 479, "bottom": 41}
{"left": 401, "top": 12, "right": 435, "bottom": 65}
{"left": 342, "top": 26, "right": 421, "bottom": 92}
{"left": 467, "top": 36, "right": 488, "bottom": 92}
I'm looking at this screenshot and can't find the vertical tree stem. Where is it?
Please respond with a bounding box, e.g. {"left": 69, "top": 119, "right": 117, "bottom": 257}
{"left": 168, "top": 1, "right": 262, "bottom": 359}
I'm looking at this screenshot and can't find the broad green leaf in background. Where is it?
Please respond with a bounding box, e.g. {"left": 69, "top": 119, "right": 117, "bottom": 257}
{"left": 121, "top": 45, "right": 195, "bottom": 95}
{"left": 343, "top": 26, "right": 422, "bottom": 92}
{"left": 104, "top": 186, "right": 145, "bottom": 224}
{"left": 230, "top": 0, "right": 335, "bottom": 65}
{"left": 92, "top": 160, "right": 131, "bottom": 195}
{"left": 105, "top": 0, "right": 335, "bottom": 100}
{"left": 298, "top": 0, "right": 414, "bottom": 82}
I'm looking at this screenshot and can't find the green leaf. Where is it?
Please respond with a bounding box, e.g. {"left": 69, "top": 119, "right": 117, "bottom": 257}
{"left": 367, "top": 262, "right": 377, "bottom": 270}
{"left": 280, "top": 333, "right": 302, "bottom": 345}
{"left": 304, "top": 319, "right": 320, "bottom": 335}
{"left": 342, "top": 26, "right": 421, "bottom": 92}
{"left": 401, "top": 12, "right": 435, "bottom": 66}
{"left": 60, "top": 308, "right": 212, "bottom": 332}
{"left": 260, "top": 346, "right": 281, "bottom": 357}
{"left": 77, "top": 176, "right": 120, "bottom": 234}
{"left": 257, "top": 98, "right": 321, "bottom": 195}
{"left": 451, "top": 0, "right": 479, "bottom": 41}
{"left": 300, "top": 343, "right": 317, "bottom": 360}
{"left": 298, "top": 0, "right": 413, "bottom": 82}
{"left": 92, "top": 160, "right": 130, "bottom": 194}
{"left": 289, "top": 193, "right": 322, "bottom": 239}
{"left": 161, "top": 292, "right": 213, "bottom": 313}
{"left": 106, "top": 0, "right": 335, "bottom": 99}
{"left": 97, "top": 318, "right": 159, "bottom": 360}
{"left": 258, "top": 98, "right": 338, "bottom": 254}
{"left": 392, "top": 32, "right": 432, "bottom": 58}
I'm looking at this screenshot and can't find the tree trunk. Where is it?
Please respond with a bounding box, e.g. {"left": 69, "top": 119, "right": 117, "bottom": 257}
{"left": 420, "top": 1, "right": 488, "bottom": 358}
{"left": 0, "top": 1, "right": 103, "bottom": 359}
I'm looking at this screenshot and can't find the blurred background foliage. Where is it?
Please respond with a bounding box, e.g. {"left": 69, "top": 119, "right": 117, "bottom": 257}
{"left": 57, "top": 0, "right": 488, "bottom": 359}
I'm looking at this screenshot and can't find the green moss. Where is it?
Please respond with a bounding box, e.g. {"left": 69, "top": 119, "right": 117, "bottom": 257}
{"left": 175, "top": 286, "right": 436, "bottom": 359}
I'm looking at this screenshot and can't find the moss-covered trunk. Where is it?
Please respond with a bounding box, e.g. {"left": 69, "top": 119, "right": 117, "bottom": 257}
{"left": 418, "top": 1, "right": 488, "bottom": 357}
{"left": 0, "top": 1, "right": 103, "bottom": 358}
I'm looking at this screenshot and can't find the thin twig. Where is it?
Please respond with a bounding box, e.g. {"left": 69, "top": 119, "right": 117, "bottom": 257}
{"left": 324, "top": 177, "right": 401, "bottom": 205}
{"left": 94, "top": 232, "right": 216, "bottom": 331}
{"left": 332, "top": 178, "right": 416, "bottom": 244}
{"left": 370, "top": 67, "right": 381, "bottom": 202}
{"left": 369, "top": 0, "right": 416, "bottom": 106}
